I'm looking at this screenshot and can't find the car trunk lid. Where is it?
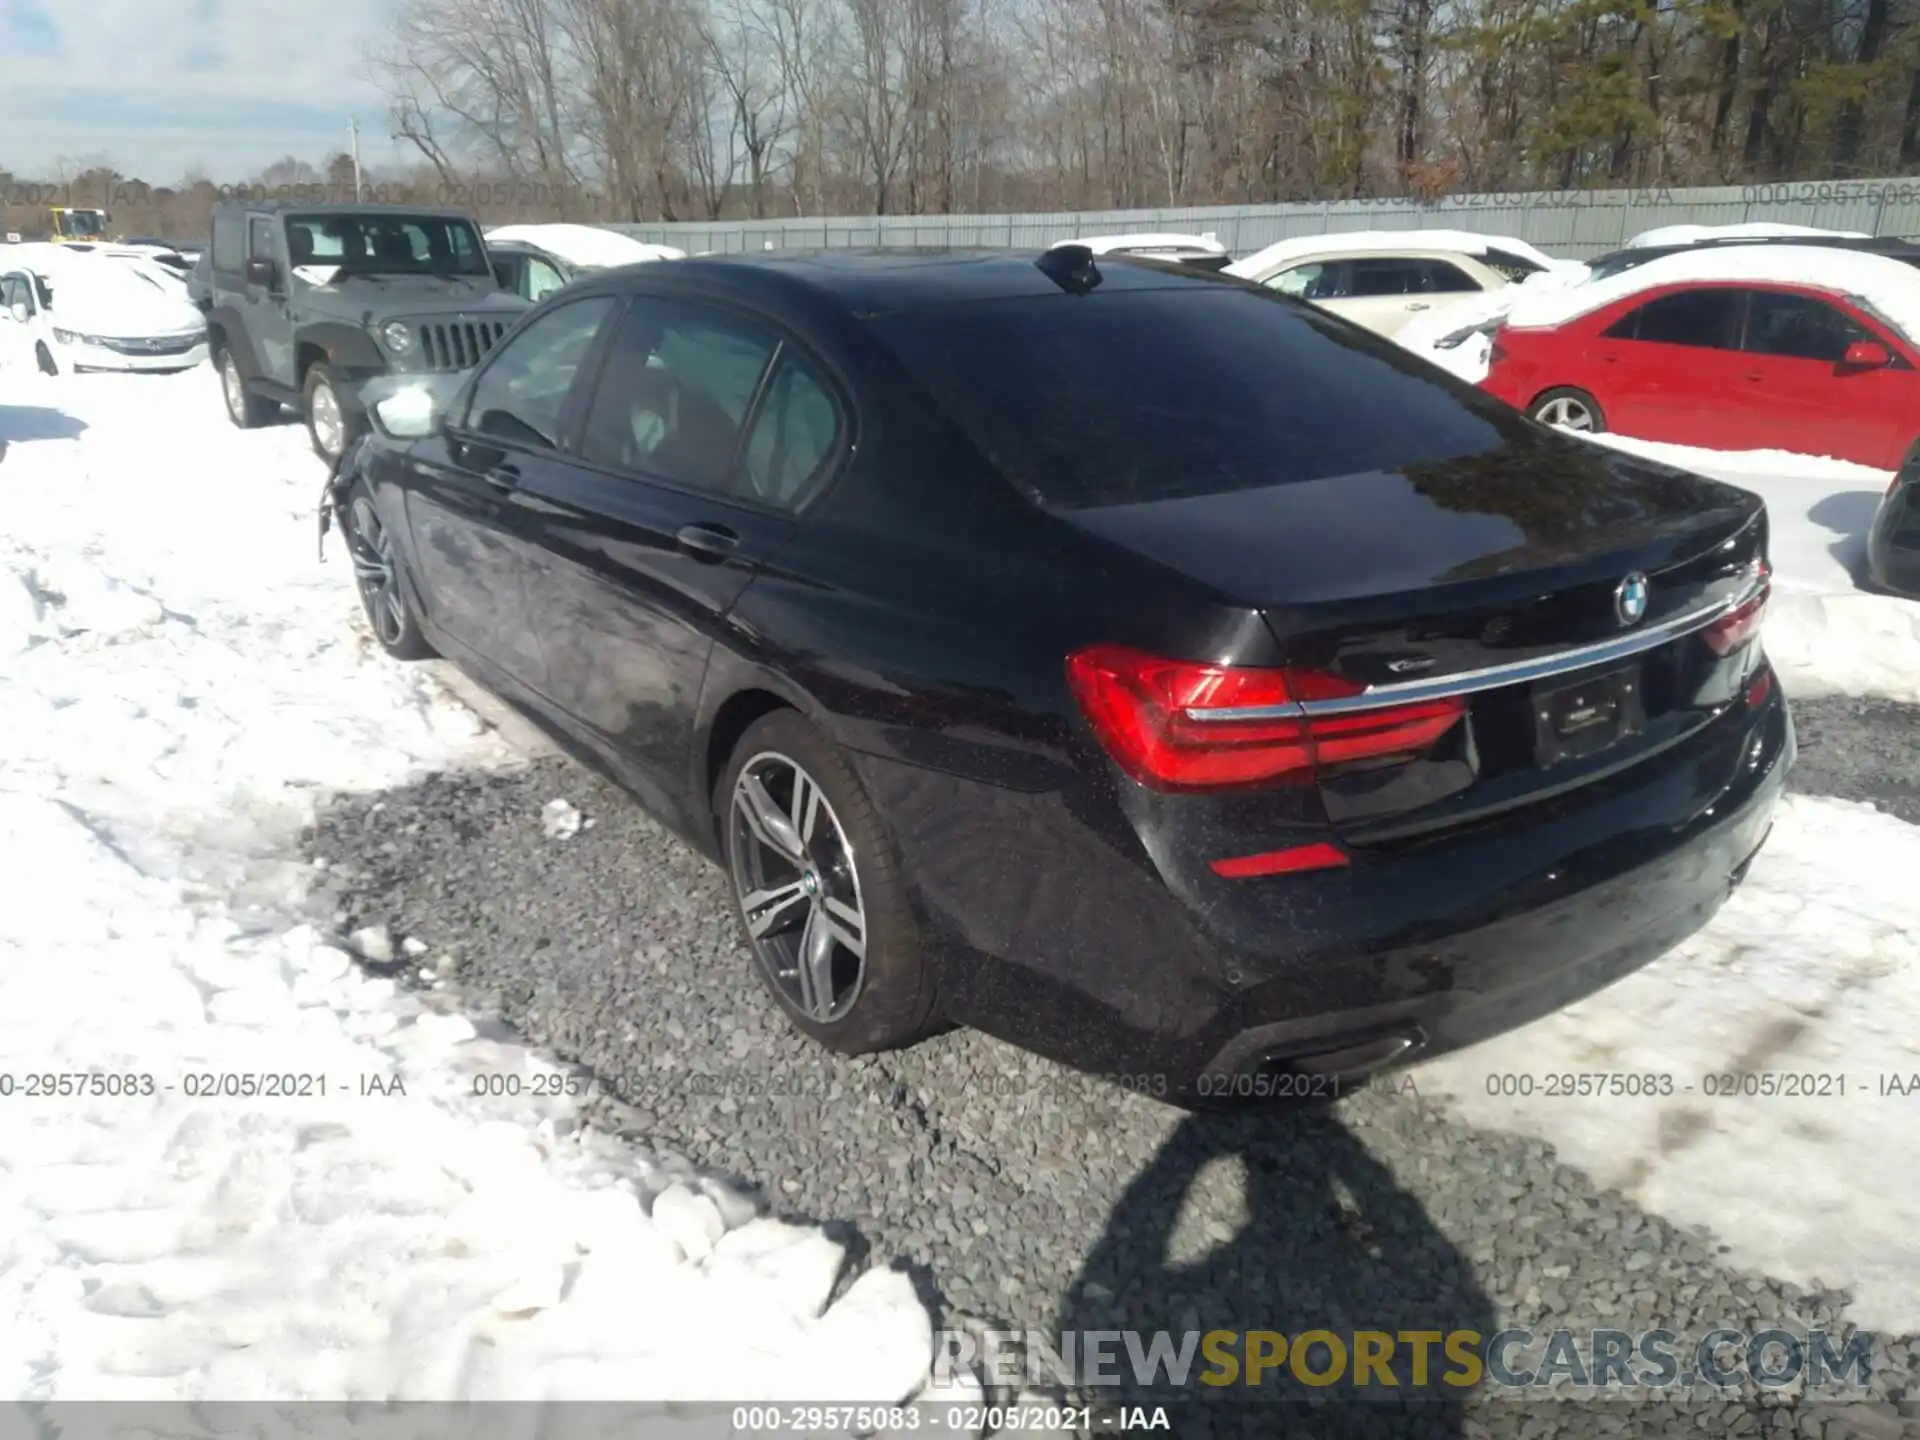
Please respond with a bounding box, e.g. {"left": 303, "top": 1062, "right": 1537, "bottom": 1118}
{"left": 1061, "top": 435, "right": 1770, "bottom": 838}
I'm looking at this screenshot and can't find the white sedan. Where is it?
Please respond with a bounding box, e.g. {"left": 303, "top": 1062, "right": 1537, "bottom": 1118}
{"left": 1, "top": 247, "right": 207, "bottom": 375}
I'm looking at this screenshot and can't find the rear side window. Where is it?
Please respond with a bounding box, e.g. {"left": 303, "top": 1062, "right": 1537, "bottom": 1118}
{"left": 869, "top": 288, "right": 1523, "bottom": 509}
{"left": 741, "top": 358, "right": 840, "bottom": 506}
{"left": 1422, "top": 259, "right": 1483, "bottom": 293}
{"left": 1605, "top": 288, "right": 1744, "bottom": 348}
{"left": 1482, "top": 249, "right": 1545, "bottom": 282}
{"left": 212, "top": 213, "right": 245, "bottom": 274}
{"left": 247, "top": 217, "right": 276, "bottom": 261}
{"left": 1744, "top": 290, "right": 1868, "bottom": 362}
{"left": 1346, "top": 258, "right": 1429, "bottom": 297}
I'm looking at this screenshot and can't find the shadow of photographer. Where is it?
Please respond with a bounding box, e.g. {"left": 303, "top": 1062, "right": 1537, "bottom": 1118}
{"left": 1056, "top": 1103, "right": 1494, "bottom": 1438}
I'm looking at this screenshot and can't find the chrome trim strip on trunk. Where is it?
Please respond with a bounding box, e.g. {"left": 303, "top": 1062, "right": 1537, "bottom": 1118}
{"left": 1187, "top": 564, "right": 1766, "bottom": 722}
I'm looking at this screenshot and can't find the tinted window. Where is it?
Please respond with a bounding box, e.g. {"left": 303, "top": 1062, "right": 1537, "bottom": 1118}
{"left": 1482, "top": 249, "right": 1545, "bottom": 282}
{"left": 212, "top": 213, "right": 245, "bottom": 273}
{"left": 579, "top": 299, "right": 777, "bottom": 490}
{"left": 461, "top": 296, "right": 616, "bottom": 449}
{"left": 282, "top": 213, "right": 491, "bottom": 278}
{"left": 741, "top": 358, "right": 840, "bottom": 506}
{"left": 869, "top": 288, "right": 1521, "bottom": 509}
{"left": 1268, "top": 261, "right": 1341, "bottom": 300}
{"left": 1744, "top": 290, "right": 1867, "bottom": 362}
{"left": 1608, "top": 289, "right": 1743, "bottom": 348}
{"left": 1347, "top": 258, "right": 1429, "bottom": 297}
{"left": 1422, "top": 259, "right": 1483, "bottom": 293}
{"left": 525, "top": 256, "right": 566, "bottom": 302}
{"left": 491, "top": 255, "right": 519, "bottom": 291}
{"left": 247, "top": 217, "right": 276, "bottom": 261}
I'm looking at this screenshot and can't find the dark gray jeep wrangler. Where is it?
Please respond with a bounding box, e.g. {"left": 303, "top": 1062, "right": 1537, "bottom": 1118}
{"left": 205, "top": 202, "right": 531, "bottom": 460}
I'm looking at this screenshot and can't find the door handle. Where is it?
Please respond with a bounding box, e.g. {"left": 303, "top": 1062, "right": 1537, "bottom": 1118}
{"left": 676, "top": 523, "right": 739, "bottom": 561}
{"left": 1407, "top": 302, "right": 1431, "bottom": 311}
{"left": 484, "top": 462, "right": 522, "bottom": 492}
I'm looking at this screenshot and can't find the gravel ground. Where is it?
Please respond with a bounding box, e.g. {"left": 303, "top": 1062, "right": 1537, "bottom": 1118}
{"left": 302, "top": 694, "right": 1920, "bottom": 1438}
{"left": 1783, "top": 694, "right": 1920, "bottom": 827}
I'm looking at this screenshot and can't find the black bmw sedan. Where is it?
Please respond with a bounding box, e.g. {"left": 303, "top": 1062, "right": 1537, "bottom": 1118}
{"left": 328, "top": 247, "right": 1792, "bottom": 1105}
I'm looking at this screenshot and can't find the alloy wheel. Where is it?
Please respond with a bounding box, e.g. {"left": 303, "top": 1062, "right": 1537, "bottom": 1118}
{"left": 310, "top": 380, "right": 344, "bottom": 456}
{"left": 727, "top": 752, "right": 868, "bottom": 1023}
{"left": 1536, "top": 396, "right": 1595, "bottom": 431}
{"left": 346, "top": 496, "right": 407, "bottom": 647}
{"left": 222, "top": 355, "right": 245, "bottom": 420}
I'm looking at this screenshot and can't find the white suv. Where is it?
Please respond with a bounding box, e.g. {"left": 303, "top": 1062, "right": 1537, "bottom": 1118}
{"left": 1225, "top": 231, "right": 1555, "bottom": 338}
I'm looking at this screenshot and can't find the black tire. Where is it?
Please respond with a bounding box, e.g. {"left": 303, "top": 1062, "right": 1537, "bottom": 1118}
{"left": 304, "top": 363, "right": 363, "bottom": 463}
{"left": 1529, "top": 386, "right": 1607, "bottom": 434}
{"left": 715, "top": 710, "right": 939, "bottom": 1054}
{"left": 34, "top": 341, "right": 58, "bottom": 376}
{"left": 339, "top": 477, "right": 436, "bottom": 661}
{"left": 216, "top": 345, "right": 277, "bottom": 428}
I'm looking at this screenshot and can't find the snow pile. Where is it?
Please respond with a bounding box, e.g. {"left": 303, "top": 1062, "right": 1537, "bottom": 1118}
{"left": 1052, "top": 232, "right": 1227, "bottom": 257}
{"left": 1582, "top": 433, "right": 1920, "bottom": 703}
{"left": 1396, "top": 263, "right": 1593, "bottom": 382}
{"left": 1226, "top": 228, "right": 1558, "bottom": 280}
{"left": 1503, "top": 242, "right": 1920, "bottom": 341}
{"left": 3, "top": 245, "right": 202, "bottom": 339}
{"left": 0, "top": 369, "right": 935, "bottom": 1402}
{"left": 1415, "top": 794, "right": 1920, "bottom": 1333}
{"left": 1625, "top": 221, "right": 1871, "bottom": 249}
{"left": 485, "top": 224, "right": 685, "bottom": 269}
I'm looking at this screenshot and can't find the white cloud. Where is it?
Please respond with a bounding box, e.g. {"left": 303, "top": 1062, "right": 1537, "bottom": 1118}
{"left": 0, "top": 0, "right": 409, "bottom": 180}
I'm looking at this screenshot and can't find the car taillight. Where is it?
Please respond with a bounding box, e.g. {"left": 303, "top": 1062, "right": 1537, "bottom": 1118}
{"left": 1064, "top": 644, "right": 1465, "bottom": 792}
{"left": 1701, "top": 570, "right": 1771, "bottom": 657}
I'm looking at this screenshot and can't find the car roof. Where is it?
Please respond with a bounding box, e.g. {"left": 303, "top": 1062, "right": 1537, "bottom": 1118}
{"left": 1592, "top": 234, "right": 1920, "bottom": 266}
{"left": 211, "top": 200, "right": 479, "bottom": 219}
{"left": 561, "top": 247, "right": 1235, "bottom": 316}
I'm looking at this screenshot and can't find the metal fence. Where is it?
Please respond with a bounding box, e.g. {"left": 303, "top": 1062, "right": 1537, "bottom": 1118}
{"left": 609, "top": 177, "right": 1920, "bottom": 259}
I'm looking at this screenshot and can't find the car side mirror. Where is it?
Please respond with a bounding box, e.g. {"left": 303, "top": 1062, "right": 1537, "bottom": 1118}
{"left": 1842, "top": 339, "right": 1893, "bottom": 369}
{"left": 244, "top": 258, "right": 279, "bottom": 289}
{"left": 370, "top": 386, "right": 443, "bottom": 440}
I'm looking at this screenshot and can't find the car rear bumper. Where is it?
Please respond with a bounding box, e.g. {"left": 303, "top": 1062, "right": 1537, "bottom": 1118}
{"left": 854, "top": 680, "right": 1792, "bottom": 1095}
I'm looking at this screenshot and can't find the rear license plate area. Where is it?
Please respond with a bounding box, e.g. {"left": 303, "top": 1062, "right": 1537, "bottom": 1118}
{"left": 1533, "top": 664, "right": 1645, "bottom": 767}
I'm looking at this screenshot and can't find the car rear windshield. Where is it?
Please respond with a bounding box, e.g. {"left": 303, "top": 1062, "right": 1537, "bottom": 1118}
{"left": 867, "top": 286, "right": 1526, "bottom": 509}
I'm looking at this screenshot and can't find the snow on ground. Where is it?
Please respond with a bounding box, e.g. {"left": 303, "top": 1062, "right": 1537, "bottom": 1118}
{"left": 0, "top": 367, "right": 933, "bottom": 1403}
{"left": 1413, "top": 793, "right": 1920, "bottom": 1334}
{"left": 1581, "top": 432, "right": 1920, "bottom": 704}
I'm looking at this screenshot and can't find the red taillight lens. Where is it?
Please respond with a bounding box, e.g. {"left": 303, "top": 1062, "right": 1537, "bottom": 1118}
{"left": 1702, "top": 574, "right": 1771, "bottom": 657}
{"left": 1745, "top": 666, "right": 1773, "bottom": 710}
{"left": 1064, "top": 644, "right": 1465, "bottom": 793}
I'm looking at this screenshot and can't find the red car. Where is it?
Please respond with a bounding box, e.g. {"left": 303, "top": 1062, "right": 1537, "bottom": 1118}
{"left": 1481, "top": 279, "right": 1920, "bottom": 470}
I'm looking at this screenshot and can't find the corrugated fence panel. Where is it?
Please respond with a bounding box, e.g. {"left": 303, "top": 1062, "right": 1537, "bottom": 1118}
{"left": 611, "top": 177, "right": 1920, "bottom": 257}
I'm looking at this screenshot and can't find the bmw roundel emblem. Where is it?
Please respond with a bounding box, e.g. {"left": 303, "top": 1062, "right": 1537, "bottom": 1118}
{"left": 1614, "top": 572, "right": 1650, "bottom": 627}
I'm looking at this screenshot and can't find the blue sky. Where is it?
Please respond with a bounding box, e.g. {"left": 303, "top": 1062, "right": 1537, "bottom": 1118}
{"left": 0, "top": 0, "right": 410, "bottom": 181}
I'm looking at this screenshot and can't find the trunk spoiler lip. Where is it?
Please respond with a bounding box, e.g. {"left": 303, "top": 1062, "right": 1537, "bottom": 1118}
{"left": 1188, "top": 558, "right": 1768, "bottom": 722}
